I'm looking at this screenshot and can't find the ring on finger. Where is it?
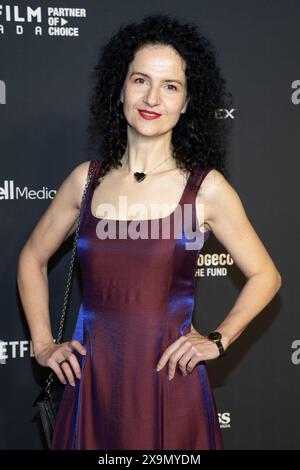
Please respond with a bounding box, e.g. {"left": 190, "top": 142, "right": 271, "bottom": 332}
{"left": 58, "top": 359, "right": 69, "bottom": 367}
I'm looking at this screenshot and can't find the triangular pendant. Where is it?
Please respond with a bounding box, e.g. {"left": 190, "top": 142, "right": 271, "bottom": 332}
{"left": 134, "top": 172, "right": 146, "bottom": 182}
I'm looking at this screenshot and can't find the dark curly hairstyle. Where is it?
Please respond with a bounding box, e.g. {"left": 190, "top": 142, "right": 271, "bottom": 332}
{"left": 86, "top": 13, "right": 233, "bottom": 186}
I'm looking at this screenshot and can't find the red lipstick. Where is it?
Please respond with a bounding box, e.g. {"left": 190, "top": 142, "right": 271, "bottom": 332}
{"left": 138, "top": 109, "right": 162, "bottom": 120}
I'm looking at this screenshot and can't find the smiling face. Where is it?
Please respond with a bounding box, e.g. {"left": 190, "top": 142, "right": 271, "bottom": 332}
{"left": 120, "top": 44, "right": 189, "bottom": 137}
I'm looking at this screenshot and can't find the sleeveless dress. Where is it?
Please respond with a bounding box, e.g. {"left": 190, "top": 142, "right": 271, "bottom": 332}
{"left": 50, "top": 159, "right": 223, "bottom": 450}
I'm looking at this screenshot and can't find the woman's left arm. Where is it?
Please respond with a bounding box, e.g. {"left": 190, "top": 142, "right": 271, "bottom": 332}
{"left": 197, "top": 169, "right": 282, "bottom": 350}
{"left": 156, "top": 169, "right": 282, "bottom": 379}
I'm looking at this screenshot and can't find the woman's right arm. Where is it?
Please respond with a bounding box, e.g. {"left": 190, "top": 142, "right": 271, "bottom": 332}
{"left": 17, "top": 160, "right": 91, "bottom": 385}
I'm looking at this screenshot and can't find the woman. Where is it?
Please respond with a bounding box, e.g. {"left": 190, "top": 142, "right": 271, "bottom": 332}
{"left": 17, "top": 14, "right": 281, "bottom": 450}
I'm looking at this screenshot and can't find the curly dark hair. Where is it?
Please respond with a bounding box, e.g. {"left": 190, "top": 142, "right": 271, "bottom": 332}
{"left": 86, "top": 13, "right": 233, "bottom": 186}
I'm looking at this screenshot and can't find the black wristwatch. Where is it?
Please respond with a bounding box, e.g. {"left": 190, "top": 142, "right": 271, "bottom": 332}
{"left": 207, "top": 331, "right": 225, "bottom": 358}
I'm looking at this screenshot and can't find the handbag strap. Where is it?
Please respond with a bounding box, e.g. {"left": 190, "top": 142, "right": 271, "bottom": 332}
{"left": 44, "top": 159, "right": 98, "bottom": 395}
{"left": 55, "top": 159, "right": 98, "bottom": 344}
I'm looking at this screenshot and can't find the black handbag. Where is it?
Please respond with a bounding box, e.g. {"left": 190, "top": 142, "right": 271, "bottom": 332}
{"left": 33, "top": 160, "right": 98, "bottom": 449}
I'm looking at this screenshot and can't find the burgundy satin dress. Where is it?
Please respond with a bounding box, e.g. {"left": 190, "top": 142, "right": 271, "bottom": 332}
{"left": 50, "top": 159, "right": 223, "bottom": 450}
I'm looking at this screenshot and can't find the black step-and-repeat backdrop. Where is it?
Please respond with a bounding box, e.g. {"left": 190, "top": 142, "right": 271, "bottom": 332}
{"left": 0, "top": 1, "right": 298, "bottom": 450}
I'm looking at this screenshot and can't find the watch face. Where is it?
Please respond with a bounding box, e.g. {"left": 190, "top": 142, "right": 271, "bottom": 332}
{"left": 208, "top": 331, "right": 222, "bottom": 341}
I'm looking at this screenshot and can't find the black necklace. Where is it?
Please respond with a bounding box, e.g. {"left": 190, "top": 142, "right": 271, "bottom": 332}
{"left": 126, "top": 155, "right": 173, "bottom": 182}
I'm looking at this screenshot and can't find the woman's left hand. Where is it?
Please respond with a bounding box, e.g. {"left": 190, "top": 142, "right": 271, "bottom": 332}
{"left": 156, "top": 324, "right": 225, "bottom": 380}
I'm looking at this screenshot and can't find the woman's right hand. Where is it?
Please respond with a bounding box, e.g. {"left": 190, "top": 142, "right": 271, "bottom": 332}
{"left": 34, "top": 339, "right": 87, "bottom": 387}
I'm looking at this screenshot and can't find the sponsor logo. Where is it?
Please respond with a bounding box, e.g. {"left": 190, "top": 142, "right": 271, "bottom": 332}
{"left": 0, "top": 179, "right": 56, "bottom": 199}
{"left": 0, "top": 4, "right": 87, "bottom": 37}
{"left": 218, "top": 411, "right": 231, "bottom": 429}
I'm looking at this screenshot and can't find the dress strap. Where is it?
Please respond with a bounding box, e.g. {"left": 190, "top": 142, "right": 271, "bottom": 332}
{"left": 79, "top": 159, "right": 102, "bottom": 226}
{"left": 92, "top": 159, "right": 104, "bottom": 189}
{"left": 189, "top": 166, "right": 214, "bottom": 191}
{"left": 182, "top": 166, "right": 214, "bottom": 233}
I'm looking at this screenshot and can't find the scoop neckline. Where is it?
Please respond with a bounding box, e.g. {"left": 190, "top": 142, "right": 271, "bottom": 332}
{"left": 89, "top": 162, "right": 193, "bottom": 223}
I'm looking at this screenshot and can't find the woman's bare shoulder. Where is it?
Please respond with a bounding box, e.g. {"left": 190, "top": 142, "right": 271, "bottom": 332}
{"left": 196, "top": 168, "right": 241, "bottom": 227}
{"left": 197, "top": 168, "right": 236, "bottom": 202}
{"left": 69, "top": 160, "right": 94, "bottom": 209}
{"left": 199, "top": 168, "right": 227, "bottom": 193}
